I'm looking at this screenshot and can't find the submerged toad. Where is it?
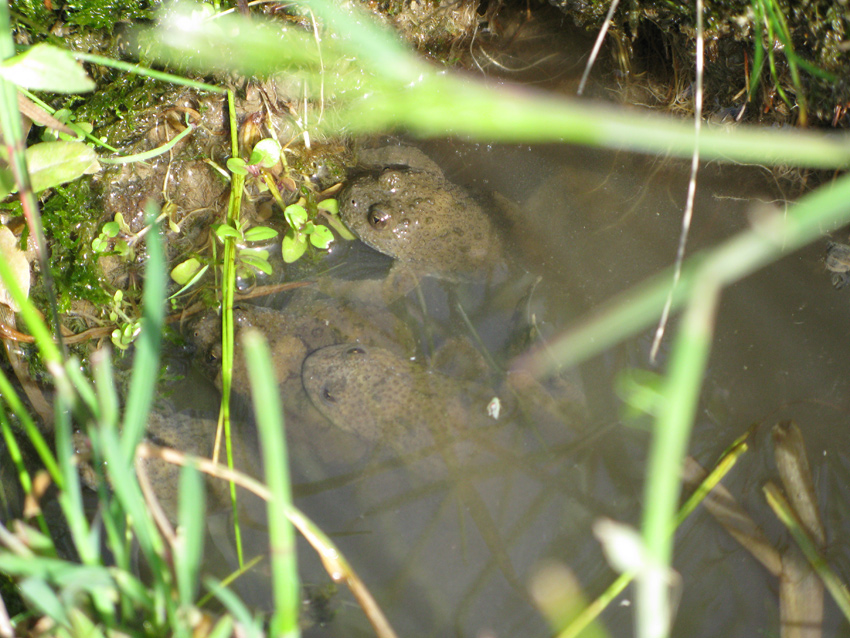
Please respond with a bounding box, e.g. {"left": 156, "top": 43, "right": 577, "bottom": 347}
{"left": 302, "top": 339, "right": 587, "bottom": 475}
{"left": 187, "top": 291, "right": 416, "bottom": 468}
{"left": 302, "top": 343, "right": 499, "bottom": 472}
{"left": 339, "top": 146, "right": 505, "bottom": 284}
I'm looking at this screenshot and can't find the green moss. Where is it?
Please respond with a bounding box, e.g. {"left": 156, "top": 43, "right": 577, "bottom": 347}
{"left": 68, "top": 74, "right": 161, "bottom": 147}
{"left": 40, "top": 181, "right": 110, "bottom": 312}
{"left": 64, "top": 0, "right": 153, "bottom": 29}
{"left": 10, "top": 0, "right": 53, "bottom": 29}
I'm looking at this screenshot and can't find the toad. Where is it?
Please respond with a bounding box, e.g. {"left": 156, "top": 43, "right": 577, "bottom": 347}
{"left": 186, "top": 291, "right": 416, "bottom": 469}
{"left": 339, "top": 146, "right": 506, "bottom": 292}
{"left": 301, "top": 341, "right": 585, "bottom": 476}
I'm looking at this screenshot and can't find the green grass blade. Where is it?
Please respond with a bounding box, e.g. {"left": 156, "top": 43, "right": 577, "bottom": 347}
{"left": 147, "top": 2, "right": 850, "bottom": 169}
{"left": 99, "top": 122, "right": 196, "bottom": 165}
{"left": 0, "top": 0, "right": 67, "bottom": 359}
{"left": 637, "top": 275, "right": 721, "bottom": 638}
{"left": 242, "top": 330, "right": 299, "bottom": 638}
{"left": 203, "top": 577, "right": 263, "bottom": 638}
{"left": 72, "top": 51, "right": 225, "bottom": 93}
{"left": 764, "top": 483, "right": 850, "bottom": 623}
{"left": 219, "top": 89, "right": 245, "bottom": 567}
{"left": 175, "top": 465, "right": 205, "bottom": 610}
{"left": 120, "top": 201, "right": 166, "bottom": 461}
{"left": 0, "top": 367, "right": 61, "bottom": 486}
{"left": 0, "top": 408, "right": 50, "bottom": 535}
{"left": 98, "top": 427, "right": 170, "bottom": 625}
{"left": 17, "top": 577, "right": 67, "bottom": 627}
{"left": 90, "top": 348, "right": 119, "bottom": 430}
{"left": 53, "top": 397, "right": 95, "bottom": 565}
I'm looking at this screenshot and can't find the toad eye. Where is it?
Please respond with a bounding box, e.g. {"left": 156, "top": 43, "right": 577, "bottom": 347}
{"left": 346, "top": 346, "right": 366, "bottom": 355}
{"left": 368, "top": 205, "right": 391, "bottom": 230}
{"left": 322, "top": 387, "right": 336, "bottom": 403}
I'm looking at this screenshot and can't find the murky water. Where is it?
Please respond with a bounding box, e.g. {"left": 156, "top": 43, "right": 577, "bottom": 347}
{"left": 171, "top": 129, "right": 850, "bottom": 638}
{"left": 37, "top": 7, "right": 850, "bottom": 637}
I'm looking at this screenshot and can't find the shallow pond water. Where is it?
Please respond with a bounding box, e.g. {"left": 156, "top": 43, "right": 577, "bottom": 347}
{"left": 170, "top": 133, "right": 850, "bottom": 638}
{"left": 69, "top": 8, "right": 850, "bottom": 637}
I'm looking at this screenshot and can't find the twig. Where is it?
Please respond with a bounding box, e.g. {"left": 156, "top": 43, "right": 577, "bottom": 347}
{"left": 649, "top": 0, "right": 704, "bottom": 363}
{"left": 577, "top": 0, "right": 620, "bottom": 96}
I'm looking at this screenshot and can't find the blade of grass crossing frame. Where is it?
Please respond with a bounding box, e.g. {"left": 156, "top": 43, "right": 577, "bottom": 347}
{"left": 175, "top": 464, "right": 205, "bottom": 610}
{"left": 53, "top": 396, "right": 94, "bottom": 564}
{"left": 99, "top": 426, "right": 171, "bottom": 629}
{"left": 638, "top": 274, "right": 721, "bottom": 638}
{"left": 219, "top": 88, "right": 244, "bottom": 566}
{"left": 523, "top": 171, "right": 850, "bottom": 377}
{"left": 764, "top": 483, "right": 850, "bottom": 623}
{"left": 242, "top": 330, "right": 299, "bottom": 638}
{"left": 0, "top": 367, "right": 61, "bottom": 486}
{"left": 149, "top": 4, "right": 850, "bottom": 168}
{"left": 53, "top": 396, "right": 117, "bottom": 624}
{"left": 121, "top": 201, "right": 166, "bottom": 461}
{"left": 557, "top": 428, "right": 748, "bottom": 638}
{"left": 90, "top": 348, "right": 119, "bottom": 434}
{"left": 0, "top": 407, "right": 50, "bottom": 535}
{"left": 0, "top": 0, "right": 67, "bottom": 360}
{"left": 89, "top": 351, "right": 135, "bottom": 588}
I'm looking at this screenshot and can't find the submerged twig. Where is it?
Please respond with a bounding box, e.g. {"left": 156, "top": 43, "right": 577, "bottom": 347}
{"left": 577, "top": 0, "right": 620, "bottom": 96}
{"left": 649, "top": 0, "right": 704, "bottom": 363}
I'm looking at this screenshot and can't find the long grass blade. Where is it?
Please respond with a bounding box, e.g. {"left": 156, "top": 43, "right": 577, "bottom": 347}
{"left": 638, "top": 273, "right": 721, "bottom": 638}
{"left": 242, "top": 330, "right": 299, "bottom": 638}
{"left": 175, "top": 464, "right": 205, "bottom": 610}
{"left": 147, "top": 2, "right": 850, "bottom": 168}
{"left": 764, "top": 483, "right": 850, "bottom": 622}
{"left": 120, "top": 201, "right": 166, "bottom": 461}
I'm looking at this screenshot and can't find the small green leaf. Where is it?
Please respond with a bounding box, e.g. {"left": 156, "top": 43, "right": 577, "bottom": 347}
{"left": 114, "top": 212, "right": 131, "bottom": 235}
{"left": 284, "top": 204, "right": 308, "bottom": 230}
{"left": 322, "top": 214, "right": 356, "bottom": 241}
{"left": 169, "top": 264, "right": 208, "bottom": 299}
{"left": 309, "top": 224, "right": 334, "bottom": 250}
{"left": 239, "top": 248, "right": 270, "bottom": 260}
{"left": 240, "top": 254, "right": 273, "bottom": 275}
{"left": 281, "top": 229, "right": 307, "bottom": 263}
{"left": 114, "top": 240, "right": 132, "bottom": 260}
{"left": 317, "top": 199, "right": 339, "bottom": 216}
{"left": 214, "top": 223, "right": 240, "bottom": 241}
{"left": 170, "top": 258, "right": 203, "bottom": 285}
{"left": 249, "top": 138, "right": 281, "bottom": 168}
{"left": 0, "top": 44, "right": 95, "bottom": 93}
{"left": 102, "top": 222, "right": 120, "bottom": 238}
{"left": 26, "top": 141, "right": 99, "bottom": 193}
{"left": 243, "top": 226, "right": 279, "bottom": 242}
{"left": 226, "top": 157, "right": 249, "bottom": 175}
